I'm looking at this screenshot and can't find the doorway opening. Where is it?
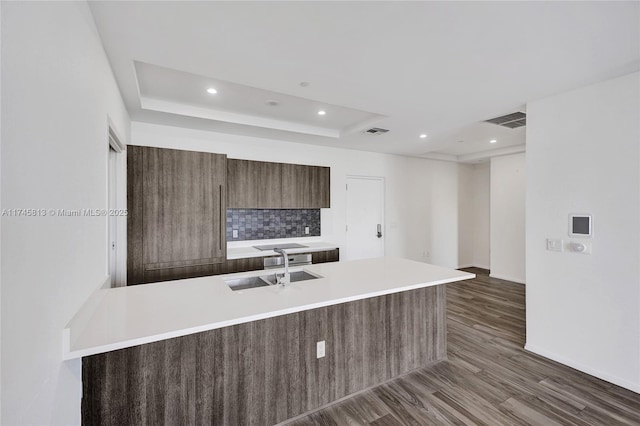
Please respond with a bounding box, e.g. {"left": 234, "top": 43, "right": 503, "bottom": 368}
{"left": 108, "top": 126, "right": 125, "bottom": 287}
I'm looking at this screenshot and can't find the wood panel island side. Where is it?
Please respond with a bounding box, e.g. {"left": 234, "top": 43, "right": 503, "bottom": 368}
{"left": 66, "top": 257, "right": 474, "bottom": 425}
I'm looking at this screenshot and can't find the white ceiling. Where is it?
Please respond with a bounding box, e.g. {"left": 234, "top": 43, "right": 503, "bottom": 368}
{"left": 428, "top": 121, "right": 527, "bottom": 163}
{"left": 89, "top": 1, "right": 640, "bottom": 160}
{"left": 135, "top": 61, "right": 384, "bottom": 138}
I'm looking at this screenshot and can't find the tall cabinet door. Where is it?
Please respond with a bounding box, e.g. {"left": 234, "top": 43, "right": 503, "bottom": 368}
{"left": 127, "top": 146, "right": 226, "bottom": 285}
{"left": 142, "top": 147, "right": 226, "bottom": 268}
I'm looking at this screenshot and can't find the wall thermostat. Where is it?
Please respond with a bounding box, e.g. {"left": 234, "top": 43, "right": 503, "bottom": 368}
{"left": 569, "top": 214, "right": 592, "bottom": 238}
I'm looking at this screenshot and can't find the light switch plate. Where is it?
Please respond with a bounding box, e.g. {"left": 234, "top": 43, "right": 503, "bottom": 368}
{"left": 317, "top": 341, "right": 325, "bottom": 359}
{"left": 305, "top": 226, "right": 310, "bottom": 235}
{"left": 232, "top": 229, "right": 238, "bottom": 239}
{"left": 546, "top": 238, "right": 563, "bottom": 252}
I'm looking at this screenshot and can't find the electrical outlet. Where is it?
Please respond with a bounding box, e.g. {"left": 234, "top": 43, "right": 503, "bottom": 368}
{"left": 317, "top": 341, "right": 325, "bottom": 359}
{"left": 305, "top": 226, "right": 310, "bottom": 235}
{"left": 232, "top": 229, "right": 238, "bottom": 239}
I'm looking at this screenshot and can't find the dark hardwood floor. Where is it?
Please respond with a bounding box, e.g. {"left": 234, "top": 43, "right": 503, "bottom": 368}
{"left": 284, "top": 268, "right": 640, "bottom": 425}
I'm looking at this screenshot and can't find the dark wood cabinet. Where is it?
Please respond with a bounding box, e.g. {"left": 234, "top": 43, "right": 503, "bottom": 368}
{"left": 307, "top": 166, "right": 330, "bottom": 208}
{"left": 212, "top": 257, "right": 264, "bottom": 275}
{"left": 227, "top": 159, "right": 282, "bottom": 208}
{"left": 142, "top": 264, "right": 217, "bottom": 284}
{"left": 311, "top": 248, "right": 340, "bottom": 264}
{"left": 257, "top": 161, "right": 282, "bottom": 208}
{"left": 132, "top": 246, "right": 338, "bottom": 284}
{"left": 229, "top": 159, "right": 329, "bottom": 209}
{"left": 126, "top": 146, "right": 145, "bottom": 284}
{"left": 128, "top": 147, "right": 332, "bottom": 285}
{"left": 281, "top": 163, "right": 306, "bottom": 208}
{"left": 227, "top": 159, "right": 259, "bottom": 208}
{"left": 281, "top": 163, "right": 330, "bottom": 208}
{"left": 209, "top": 249, "right": 340, "bottom": 277}
{"left": 127, "top": 146, "right": 227, "bottom": 285}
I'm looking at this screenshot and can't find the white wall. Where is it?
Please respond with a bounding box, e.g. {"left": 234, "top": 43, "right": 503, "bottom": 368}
{"left": 490, "top": 154, "right": 526, "bottom": 283}
{"left": 457, "top": 162, "right": 491, "bottom": 269}
{"left": 526, "top": 72, "right": 640, "bottom": 393}
{"left": 133, "top": 122, "right": 462, "bottom": 268}
{"left": 457, "top": 164, "right": 474, "bottom": 267}
{"left": 1, "top": 2, "right": 130, "bottom": 424}
{"left": 427, "top": 162, "right": 460, "bottom": 268}
{"left": 458, "top": 162, "right": 490, "bottom": 269}
{"left": 472, "top": 162, "right": 490, "bottom": 269}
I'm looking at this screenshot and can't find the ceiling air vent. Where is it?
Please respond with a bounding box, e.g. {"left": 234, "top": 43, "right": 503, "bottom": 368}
{"left": 484, "top": 111, "right": 526, "bottom": 128}
{"left": 362, "top": 127, "right": 390, "bottom": 135}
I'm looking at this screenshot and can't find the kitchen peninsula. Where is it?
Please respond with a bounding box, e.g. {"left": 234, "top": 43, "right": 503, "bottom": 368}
{"left": 70, "top": 257, "right": 474, "bottom": 424}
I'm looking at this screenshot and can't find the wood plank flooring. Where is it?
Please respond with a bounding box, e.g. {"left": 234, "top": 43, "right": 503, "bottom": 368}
{"left": 284, "top": 268, "right": 640, "bottom": 426}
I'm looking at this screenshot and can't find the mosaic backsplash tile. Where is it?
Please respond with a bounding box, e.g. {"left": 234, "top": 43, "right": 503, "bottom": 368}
{"left": 227, "top": 209, "right": 321, "bottom": 241}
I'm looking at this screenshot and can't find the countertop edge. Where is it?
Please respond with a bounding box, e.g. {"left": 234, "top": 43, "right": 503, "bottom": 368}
{"left": 62, "top": 276, "right": 111, "bottom": 360}
{"left": 63, "top": 271, "right": 474, "bottom": 360}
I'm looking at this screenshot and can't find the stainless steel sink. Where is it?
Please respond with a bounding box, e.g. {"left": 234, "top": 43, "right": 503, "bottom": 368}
{"left": 225, "top": 276, "right": 270, "bottom": 291}
{"left": 261, "top": 271, "right": 321, "bottom": 285}
{"left": 225, "top": 271, "right": 322, "bottom": 291}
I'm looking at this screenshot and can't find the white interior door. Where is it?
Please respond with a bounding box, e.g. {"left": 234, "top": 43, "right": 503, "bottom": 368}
{"left": 346, "top": 176, "right": 385, "bottom": 260}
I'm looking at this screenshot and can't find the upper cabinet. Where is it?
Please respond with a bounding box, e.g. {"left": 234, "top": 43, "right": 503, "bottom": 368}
{"left": 258, "top": 161, "right": 284, "bottom": 208}
{"left": 227, "top": 159, "right": 282, "bottom": 208}
{"left": 128, "top": 146, "right": 227, "bottom": 285}
{"left": 229, "top": 159, "right": 330, "bottom": 209}
{"left": 280, "top": 163, "right": 307, "bottom": 209}
{"left": 307, "top": 165, "right": 330, "bottom": 208}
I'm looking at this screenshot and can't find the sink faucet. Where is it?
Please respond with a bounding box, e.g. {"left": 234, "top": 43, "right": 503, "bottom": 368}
{"left": 273, "top": 248, "right": 290, "bottom": 285}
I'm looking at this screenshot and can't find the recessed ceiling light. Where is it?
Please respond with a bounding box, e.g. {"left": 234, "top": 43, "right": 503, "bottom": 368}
{"left": 207, "top": 88, "right": 218, "bottom": 95}
{"left": 490, "top": 139, "right": 497, "bottom": 144}
{"left": 300, "top": 82, "right": 310, "bottom": 87}
{"left": 318, "top": 110, "right": 326, "bottom": 116}
{"left": 419, "top": 134, "right": 427, "bottom": 139}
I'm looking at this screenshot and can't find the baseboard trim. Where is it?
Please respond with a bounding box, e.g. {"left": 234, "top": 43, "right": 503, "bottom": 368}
{"left": 457, "top": 264, "right": 475, "bottom": 269}
{"left": 524, "top": 343, "right": 640, "bottom": 394}
{"left": 457, "top": 264, "right": 490, "bottom": 270}
{"left": 489, "top": 273, "right": 525, "bottom": 285}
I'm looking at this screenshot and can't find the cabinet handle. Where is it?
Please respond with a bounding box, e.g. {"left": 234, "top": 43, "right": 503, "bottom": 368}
{"left": 219, "top": 184, "right": 223, "bottom": 251}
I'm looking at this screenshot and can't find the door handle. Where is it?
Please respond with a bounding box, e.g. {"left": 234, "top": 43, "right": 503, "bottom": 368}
{"left": 377, "top": 224, "right": 382, "bottom": 238}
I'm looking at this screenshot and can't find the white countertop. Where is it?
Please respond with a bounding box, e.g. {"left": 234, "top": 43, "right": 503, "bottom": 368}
{"left": 63, "top": 257, "right": 474, "bottom": 360}
{"left": 226, "top": 241, "right": 339, "bottom": 260}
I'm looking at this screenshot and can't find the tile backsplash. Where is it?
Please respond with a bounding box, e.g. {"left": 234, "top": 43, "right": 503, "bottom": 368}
{"left": 227, "top": 209, "right": 320, "bottom": 241}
